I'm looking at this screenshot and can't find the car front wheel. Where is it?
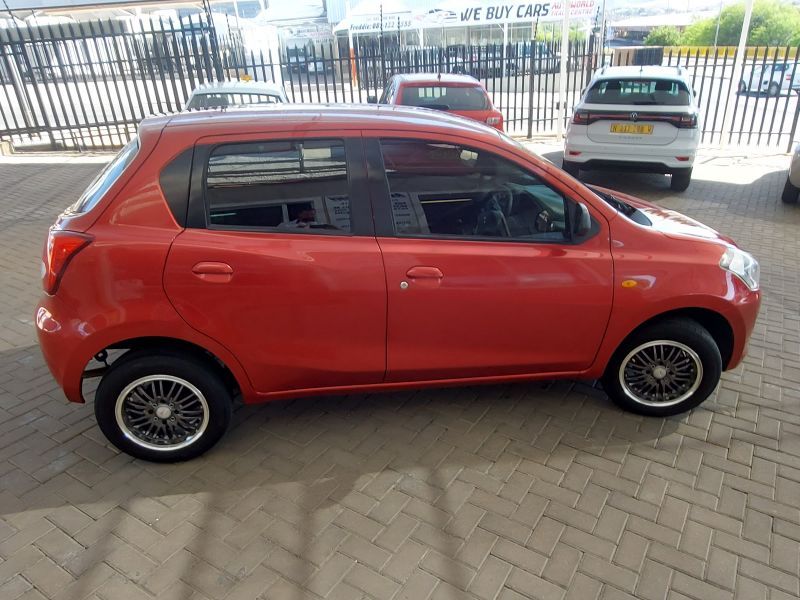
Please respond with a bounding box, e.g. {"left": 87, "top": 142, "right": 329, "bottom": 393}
{"left": 670, "top": 168, "right": 692, "bottom": 192}
{"left": 782, "top": 177, "right": 799, "bottom": 204}
{"left": 94, "top": 352, "right": 232, "bottom": 462}
{"left": 602, "top": 319, "right": 722, "bottom": 417}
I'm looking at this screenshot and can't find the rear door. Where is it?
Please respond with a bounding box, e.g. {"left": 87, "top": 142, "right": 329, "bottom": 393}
{"left": 164, "top": 135, "right": 388, "bottom": 394}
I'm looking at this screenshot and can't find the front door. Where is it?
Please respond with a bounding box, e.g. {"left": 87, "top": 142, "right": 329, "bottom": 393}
{"left": 164, "top": 136, "right": 387, "bottom": 394}
{"left": 367, "top": 137, "right": 614, "bottom": 382}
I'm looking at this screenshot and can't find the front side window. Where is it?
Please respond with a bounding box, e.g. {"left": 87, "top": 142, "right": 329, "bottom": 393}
{"left": 585, "top": 78, "right": 691, "bottom": 106}
{"left": 400, "top": 85, "right": 489, "bottom": 111}
{"left": 205, "top": 139, "right": 351, "bottom": 233}
{"left": 380, "top": 139, "right": 569, "bottom": 242}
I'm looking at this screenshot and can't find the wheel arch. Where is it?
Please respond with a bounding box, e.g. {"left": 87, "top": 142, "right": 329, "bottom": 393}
{"left": 95, "top": 336, "right": 243, "bottom": 400}
{"left": 611, "top": 307, "right": 734, "bottom": 369}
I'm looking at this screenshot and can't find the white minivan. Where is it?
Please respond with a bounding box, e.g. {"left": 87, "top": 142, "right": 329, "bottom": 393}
{"left": 564, "top": 66, "right": 701, "bottom": 192}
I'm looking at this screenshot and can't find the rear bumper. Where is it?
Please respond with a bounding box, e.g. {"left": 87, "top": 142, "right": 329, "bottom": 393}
{"left": 565, "top": 129, "right": 698, "bottom": 171}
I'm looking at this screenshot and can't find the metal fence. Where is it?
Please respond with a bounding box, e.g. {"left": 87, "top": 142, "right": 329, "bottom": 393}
{"left": 0, "top": 17, "right": 799, "bottom": 152}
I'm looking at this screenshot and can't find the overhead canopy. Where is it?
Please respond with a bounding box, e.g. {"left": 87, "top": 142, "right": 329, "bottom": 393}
{"left": 334, "top": 0, "right": 598, "bottom": 34}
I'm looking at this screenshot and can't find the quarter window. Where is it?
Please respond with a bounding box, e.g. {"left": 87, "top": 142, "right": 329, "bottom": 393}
{"left": 380, "top": 139, "right": 570, "bottom": 242}
{"left": 205, "top": 140, "right": 351, "bottom": 233}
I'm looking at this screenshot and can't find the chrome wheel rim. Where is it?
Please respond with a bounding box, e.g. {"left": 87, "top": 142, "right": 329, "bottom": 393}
{"left": 115, "top": 375, "right": 209, "bottom": 451}
{"left": 618, "top": 340, "right": 703, "bottom": 407}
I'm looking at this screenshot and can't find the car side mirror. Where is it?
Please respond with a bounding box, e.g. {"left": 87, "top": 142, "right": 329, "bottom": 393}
{"left": 573, "top": 202, "right": 591, "bottom": 237}
{"left": 367, "top": 95, "right": 378, "bottom": 104}
{"left": 693, "top": 89, "right": 698, "bottom": 97}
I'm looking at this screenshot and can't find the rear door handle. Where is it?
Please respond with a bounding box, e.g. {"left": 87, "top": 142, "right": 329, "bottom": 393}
{"left": 192, "top": 261, "right": 233, "bottom": 282}
{"left": 406, "top": 266, "right": 443, "bottom": 279}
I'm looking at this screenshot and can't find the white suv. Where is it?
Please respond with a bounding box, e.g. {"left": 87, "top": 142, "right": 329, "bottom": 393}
{"left": 564, "top": 66, "right": 700, "bottom": 192}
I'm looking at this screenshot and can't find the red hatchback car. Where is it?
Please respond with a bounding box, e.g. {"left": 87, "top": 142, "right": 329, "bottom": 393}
{"left": 371, "top": 73, "right": 504, "bottom": 130}
{"left": 37, "top": 105, "right": 760, "bottom": 461}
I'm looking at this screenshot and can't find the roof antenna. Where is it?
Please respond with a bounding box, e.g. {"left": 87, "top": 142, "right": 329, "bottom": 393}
{"left": 438, "top": 72, "right": 442, "bottom": 81}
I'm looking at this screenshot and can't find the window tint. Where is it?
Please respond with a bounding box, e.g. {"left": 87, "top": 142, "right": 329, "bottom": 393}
{"left": 206, "top": 140, "right": 351, "bottom": 233}
{"left": 71, "top": 138, "right": 138, "bottom": 213}
{"left": 585, "top": 78, "right": 690, "bottom": 106}
{"left": 380, "top": 139, "right": 569, "bottom": 242}
{"left": 187, "top": 92, "right": 283, "bottom": 110}
{"left": 400, "top": 85, "right": 489, "bottom": 111}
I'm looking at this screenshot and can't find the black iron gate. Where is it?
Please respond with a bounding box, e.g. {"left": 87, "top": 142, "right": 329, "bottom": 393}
{"left": 1, "top": 17, "right": 798, "bottom": 152}
{"left": 0, "top": 17, "right": 221, "bottom": 150}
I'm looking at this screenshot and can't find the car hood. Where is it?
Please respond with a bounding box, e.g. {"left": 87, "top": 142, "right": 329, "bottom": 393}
{"left": 594, "top": 186, "right": 736, "bottom": 246}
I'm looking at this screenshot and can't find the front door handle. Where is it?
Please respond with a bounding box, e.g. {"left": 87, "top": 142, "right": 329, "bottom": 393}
{"left": 406, "top": 266, "right": 444, "bottom": 279}
{"left": 192, "top": 261, "right": 233, "bottom": 283}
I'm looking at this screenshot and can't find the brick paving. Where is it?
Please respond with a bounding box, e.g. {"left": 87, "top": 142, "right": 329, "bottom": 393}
{"left": 0, "top": 147, "right": 799, "bottom": 600}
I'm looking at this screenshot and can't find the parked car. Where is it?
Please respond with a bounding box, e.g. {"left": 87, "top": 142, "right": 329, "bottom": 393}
{"left": 285, "top": 46, "right": 331, "bottom": 75}
{"left": 564, "top": 65, "right": 701, "bottom": 192}
{"left": 184, "top": 80, "right": 287, "bottom": 110}
{"left": 783, "top": 143, "right": 800, "bottom": 204}
{"left": 36, "top": 105, "right": 760, "bottom": 461}
{"left": 371, "top": 73, "right": 504, "bottom": 130}
{"left": 739, "top": 62, "right": 800, "bottom": 96}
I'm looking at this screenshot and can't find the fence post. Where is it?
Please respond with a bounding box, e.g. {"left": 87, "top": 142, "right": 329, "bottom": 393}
{"left": 557, "top": 0, "right": 571, "bottom": 138}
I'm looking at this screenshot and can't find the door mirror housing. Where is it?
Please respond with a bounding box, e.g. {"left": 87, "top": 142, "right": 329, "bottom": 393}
{"left": 367, "top": 95, "right": 378, "bottom": 104}
{"left": 573, "top": 202, "right": 592, "bottom": 237}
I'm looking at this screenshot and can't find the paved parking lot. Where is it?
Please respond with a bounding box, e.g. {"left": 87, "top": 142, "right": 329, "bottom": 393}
{"left": 0, "top": 147, "right": 798, "bottom": 600}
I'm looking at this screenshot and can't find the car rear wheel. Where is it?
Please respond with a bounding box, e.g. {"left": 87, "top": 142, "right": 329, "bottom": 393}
{"left": 738, "top": 81, "right": 747, "bottom": 93}
{"left": 95, "top": 352, "right": 232, "bottom": 462}
{"left": 670, "top": 168, "right": 692, "bottom": 192}
{"left": 768, "top": 82, "right": 781, "bottom": 97}
{"left": 783, "top": 177, "right": 799, "bottom": 204}
{"left": 602, "top": 319, "right": 722, "bottom": 417}
{"left": 562, "top": 159, "right": 580, "bottom": 178}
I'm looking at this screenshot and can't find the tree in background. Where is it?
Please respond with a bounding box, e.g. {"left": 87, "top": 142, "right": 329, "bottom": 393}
{"left": 681, "top": 0, "right": 800, "bottom": 46}
{"left": 644, "top": 26, "right": 683, "bottom": 46}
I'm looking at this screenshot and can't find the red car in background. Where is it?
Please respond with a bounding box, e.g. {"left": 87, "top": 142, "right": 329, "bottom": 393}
{"left": 370, "top": 73, "right": 504, "bottom": 130}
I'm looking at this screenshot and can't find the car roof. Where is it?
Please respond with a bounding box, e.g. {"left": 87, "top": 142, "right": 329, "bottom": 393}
{"left": 392, "top": 73, "right": 482, "bottom": 86}
{"left": 189, "top": 80, "right": 287, "bottom": 96}
{"left": 592, "top": 65, "right": 689, "bottom": 82}
{"left": 149, "top": 103, "right": 504, "bottom": 139}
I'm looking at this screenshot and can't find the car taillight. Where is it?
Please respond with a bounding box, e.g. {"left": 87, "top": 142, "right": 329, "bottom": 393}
{"left": 572, "top": 110, "right": 590, "bottom": 125}
{"left": 43, "top": 228, "right": 92, "bottom": 295}
{"left": 677, "top": 113, "right": 698, "bottom": 128}
{"left": 486, "top": 115, "right": 503, "bottom": 129}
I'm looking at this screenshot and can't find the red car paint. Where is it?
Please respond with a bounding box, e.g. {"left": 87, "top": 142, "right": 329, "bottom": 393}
{"left": 36, "top": 105, "right": 759, "bottom": 407}
{"left": 378, "top": 73, "right": 504, "bottom": 130}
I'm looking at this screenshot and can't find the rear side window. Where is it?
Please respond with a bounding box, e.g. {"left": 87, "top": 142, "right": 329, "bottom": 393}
{"left": 205, "top": 139, "right": 352, "bottom": 233}
{"left": 585, "top": 78, "right": 690, "bottom": 106}
{"left": 401, "top": 85, "right": 489, "bottom": 111}
{"left": 70, "top": 138, "right": 138, "bottom": 213}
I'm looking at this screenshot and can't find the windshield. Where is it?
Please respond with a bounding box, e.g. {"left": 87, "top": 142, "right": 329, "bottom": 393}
{"left": 70, "top": 138, "right": 138, "bottom": 214}
{"left": 401, "top": 85, "right": 489, "bottom": 111}
{"left": 585, "top": 78, "right": 691, "bottom": 106}
{"left": 186, "top": 92, "right": 283, "bottom": 109}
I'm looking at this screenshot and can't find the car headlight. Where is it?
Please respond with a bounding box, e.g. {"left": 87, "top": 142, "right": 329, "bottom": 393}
{"left": 720, "top": 247, "right": 759, "bottom": 291}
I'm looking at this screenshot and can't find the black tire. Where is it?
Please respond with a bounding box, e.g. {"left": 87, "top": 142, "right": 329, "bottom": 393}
{"left": 94, "top": 352, "right": 232, "bottom": 462}
{"left": 738, "top": 81, "right": 747, "bottom": 94}
{"left": 602, "top": 319, "right": 722, "bottom": 417}
{"left": 782, "top": 177, "right": 799, "bottom": 204}
{"left": 670, "top": 168, "right": 692, "bottom": 192}
{"left": 768, "top": 82, "right": 780, "bottom": 97}
{"left": 562, "top": 159, "right": 580, "bottom": 178}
